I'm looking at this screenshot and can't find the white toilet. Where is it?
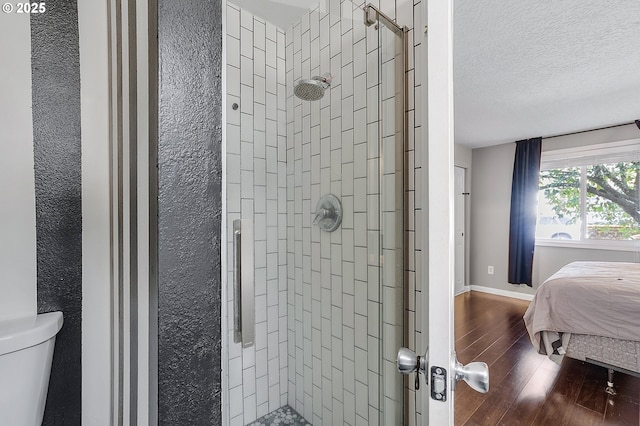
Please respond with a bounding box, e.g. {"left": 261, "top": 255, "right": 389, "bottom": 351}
{"left": 0, "top": 311, "right": 63, "bottom": 426}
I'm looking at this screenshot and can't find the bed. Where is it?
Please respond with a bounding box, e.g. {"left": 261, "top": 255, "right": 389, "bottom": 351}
{"left": 523, "top": 261, "right": 640, "bottom": 394}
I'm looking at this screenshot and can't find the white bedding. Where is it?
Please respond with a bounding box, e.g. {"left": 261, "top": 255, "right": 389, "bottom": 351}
{"left": 524, "top": 261, "right": 640, "bottom": 359}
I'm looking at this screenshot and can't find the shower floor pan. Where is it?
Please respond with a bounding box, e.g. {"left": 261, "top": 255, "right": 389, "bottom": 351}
{"left": 247, "top": 405, "right": 311, "bottom": 426}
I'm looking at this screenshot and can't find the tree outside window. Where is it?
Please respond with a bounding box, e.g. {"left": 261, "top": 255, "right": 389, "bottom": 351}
{"left": 537, "top": 160, "right": 640, "bottom": 241}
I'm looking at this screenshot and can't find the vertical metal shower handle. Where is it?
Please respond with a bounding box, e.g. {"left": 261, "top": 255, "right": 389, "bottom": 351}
{"left": 233, "top": 220, "right": 242, "bottom": 344}
{"left": 232, "top": 219, "right": 255, "bottom": 348}
{"left": 240, "top": 218, "right": 255, "bottom": 348}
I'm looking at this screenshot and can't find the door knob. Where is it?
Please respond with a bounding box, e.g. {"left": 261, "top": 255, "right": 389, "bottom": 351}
{"left": 452, "top": 353, "right": 489, "bottom": 393}
{"left": 397, "top": 347, "right": 427, "bottom": 389}
{"left": 397, "top": 347, "right": 427, "bottom": 374}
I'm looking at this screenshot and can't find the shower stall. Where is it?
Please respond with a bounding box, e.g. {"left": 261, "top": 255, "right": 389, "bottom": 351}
{"left": 223, "top": 1, "right": 410, "bottom": 423}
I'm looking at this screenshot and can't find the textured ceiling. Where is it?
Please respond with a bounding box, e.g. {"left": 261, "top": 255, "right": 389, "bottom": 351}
{"left": 454, "top": 0, "right": 640, "bottom": 148}
{"left": 232, "top": 0, "right": 322, "bottom": 29}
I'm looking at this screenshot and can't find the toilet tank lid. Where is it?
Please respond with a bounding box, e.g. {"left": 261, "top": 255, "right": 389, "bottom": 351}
{"left": 0, "top": 312, "right": 63, "bottom": 356}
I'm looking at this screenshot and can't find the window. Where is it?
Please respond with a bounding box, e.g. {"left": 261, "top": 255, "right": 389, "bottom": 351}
{"left": 536, "top": 140, "right": 640, "bottom": 245}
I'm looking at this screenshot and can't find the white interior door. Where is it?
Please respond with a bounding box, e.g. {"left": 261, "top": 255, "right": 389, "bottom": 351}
{"left": 417, "top": 2, "right": 489, "bottom": 424}
{"left": 454, "top": 167, "right": 466, "bottom": 295}
{"left": 423, "top": 0, "right": 455, "bottom": 423}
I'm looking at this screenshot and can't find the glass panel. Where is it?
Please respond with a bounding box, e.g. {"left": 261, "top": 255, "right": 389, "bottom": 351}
{"left": 378, "top": 18, "right": 405, "bottom": 425}
{"left": 537, "top": 167, "right": 582, "bottom": 240}
{"left": 538, "top": 162, "right": 640, "bottom": 241}
{"left": 586, "top": 161, "right": 640, "bottom": 240}
{"left": 224, "top": 1, "right": 406, "bottom": 424}
{"left": 224, "top": 4, "right": 289, "bottom": 424}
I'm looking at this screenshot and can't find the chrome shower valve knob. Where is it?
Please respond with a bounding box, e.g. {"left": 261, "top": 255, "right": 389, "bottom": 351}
{"left": 312, "top": 194, "right": 342, "bottom": 232}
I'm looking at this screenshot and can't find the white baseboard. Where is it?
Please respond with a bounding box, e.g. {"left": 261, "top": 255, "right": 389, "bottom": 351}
{"left": 469, "top": 285, "right": 534, "bottom": 301}
{"left": 455, "top": 285, "right": 471, "bottom": 296}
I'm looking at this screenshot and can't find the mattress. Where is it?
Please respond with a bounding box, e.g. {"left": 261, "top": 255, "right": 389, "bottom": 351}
{"left": 524, "top": 261, "right": 640, "bottom": 357}
{"left": 566, "top": 333, "right": 640, "bottom": 373}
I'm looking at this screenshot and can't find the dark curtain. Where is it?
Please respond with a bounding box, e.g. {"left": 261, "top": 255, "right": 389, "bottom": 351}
{"left": 508, "top": 137, "right": 542, "bottom": 286}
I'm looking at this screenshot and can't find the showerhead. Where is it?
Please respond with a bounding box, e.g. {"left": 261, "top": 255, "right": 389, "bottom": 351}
{"left": 294, "top": 74, "right": 332, "bottom": 101}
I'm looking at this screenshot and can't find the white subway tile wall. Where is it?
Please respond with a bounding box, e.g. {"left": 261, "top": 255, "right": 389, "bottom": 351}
{"left": 285, "top": 0, "right": 409, "bottom": 423}
{"left": 226, "top": 3, "right": 289, "bottom": 425}
{"left": 226, "top": 0, "right": 423, "bottom": 424}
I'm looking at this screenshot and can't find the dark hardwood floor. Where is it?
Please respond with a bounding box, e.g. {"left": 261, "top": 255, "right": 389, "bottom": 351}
{"left": 454, "top": 291, "right": 640, "bottom": 426}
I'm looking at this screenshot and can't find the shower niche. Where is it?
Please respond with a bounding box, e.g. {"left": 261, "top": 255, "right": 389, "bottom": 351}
{"left": 224, "top": 1, "right": 408, "bottom": 424}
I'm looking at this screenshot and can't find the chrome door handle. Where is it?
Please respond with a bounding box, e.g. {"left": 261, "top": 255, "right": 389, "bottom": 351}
{"left": 233, "top": 220, "right": 242, "bottom": 344}
{"left": 232, "top": 219, "right": 254, "bottom": 348}
{"left": 397, "top": 347, "right": 489, "bottom": 396}
{"left": 397, "top": 346, "right": 428, "bottom": 389}
{"left": 397, "top": 347, "right": 427, "bottom": 374}
{"left": 452, "top": 352, "right": 489, "bottom": 393}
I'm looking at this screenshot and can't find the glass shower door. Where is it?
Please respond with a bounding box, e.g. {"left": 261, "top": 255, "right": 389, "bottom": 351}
{"left": 223, "top": 1, "right": 407, "bottom": 424}
{"left": 376, "top": 11, "right": 407, "bottom": 425}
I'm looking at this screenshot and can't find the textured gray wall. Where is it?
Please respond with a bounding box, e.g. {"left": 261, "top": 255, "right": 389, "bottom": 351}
{"left": 157, "top": 0, "right": 223, "bottom": 423}
{"left": 30, "top": 1, "right": 82, "bottom": 424}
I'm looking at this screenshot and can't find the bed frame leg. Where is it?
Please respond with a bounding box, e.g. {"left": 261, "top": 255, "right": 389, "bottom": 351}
{"left": 605, "top": 368, "right": 616, "bottom": 396}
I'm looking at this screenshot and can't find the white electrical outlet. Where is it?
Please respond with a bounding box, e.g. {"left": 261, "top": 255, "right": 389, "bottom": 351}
{"left": 488, "top": 266, "right": 494, "bottom": 275}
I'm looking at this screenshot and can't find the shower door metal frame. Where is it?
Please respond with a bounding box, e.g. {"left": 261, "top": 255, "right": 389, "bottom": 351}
{"left": 364, "top": 4, "right": 412, "bottom": 424}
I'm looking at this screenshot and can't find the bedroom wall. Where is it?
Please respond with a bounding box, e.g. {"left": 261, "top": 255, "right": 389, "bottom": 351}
{"left": 455, "top": 143, "right": 472, "bottom": 167}
{"left": 533, "top": 246, "right": 637, "bottom": 286}
{"left": 470, "top": 123, "right": 640, "bottom": 294}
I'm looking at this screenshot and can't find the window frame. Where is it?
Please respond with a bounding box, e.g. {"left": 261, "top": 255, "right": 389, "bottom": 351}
{"left": 535, "top": 138, "right": 640, "bottom": 251}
